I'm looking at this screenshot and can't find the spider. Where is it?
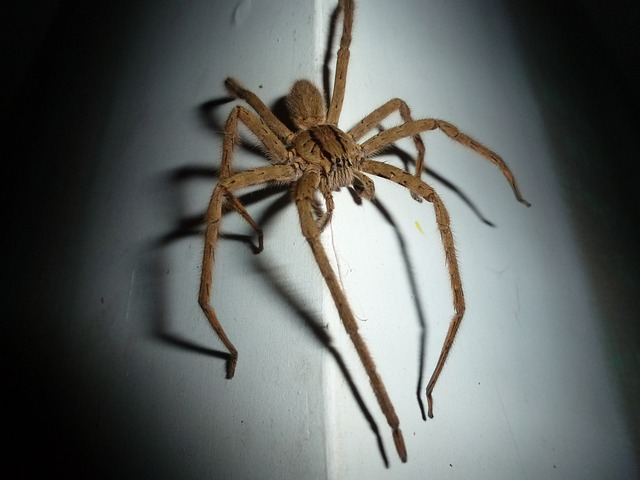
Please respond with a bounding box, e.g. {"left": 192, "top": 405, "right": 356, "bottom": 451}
{"left": 199, "top": 0, "right": 530, "bottom": 463}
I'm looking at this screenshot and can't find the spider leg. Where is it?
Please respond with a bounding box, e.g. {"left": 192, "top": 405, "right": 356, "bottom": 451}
{"left": 361, "top": 160, "right": 464, "bottom": 419}
{"left": 315, "top": 182, "right": 335, "bottom": 232}
{"left": 218, "top": 104, "right": 292, "bottom": 250}
{"left": 349, "top": 99, "right": 426, "bottom": 194}
{"left": 326, "top": 0, "right": 355, "bottom": 125}
{"left": 202, "top": 99, "right": 299, "bottom": 379}
{"left": 225, "top": 78, "right": 293, "bottom": 144}
{"left": 224, "top": 195, "right": 264, "bottom": 252}
{"left": 222, "top": 105, "right": 290, "bottom": 175}
{"left": 295, "top": 168, "right": 407, "bottom": 463}
{"left": 200, "top": 165, "right": 299, "bottom": 378}
{"left": 362, "top": 119, "right": 531, "bottom": 206}
{"left": 353, "top": 171, "right": 375, "bottom": 200}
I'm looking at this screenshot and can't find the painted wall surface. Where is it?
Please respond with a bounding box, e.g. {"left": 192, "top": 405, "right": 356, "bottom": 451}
{"left": 6, "top": 0, "right": 638, "bottom": 479}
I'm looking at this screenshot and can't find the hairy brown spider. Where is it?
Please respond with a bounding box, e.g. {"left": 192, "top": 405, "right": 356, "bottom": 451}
{"left": 199, "top": 0, "right": 530, "bottom": 463}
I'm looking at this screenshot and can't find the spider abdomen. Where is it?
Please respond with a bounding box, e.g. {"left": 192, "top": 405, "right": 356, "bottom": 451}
{"left": 292, "top": 124, "right": 362, "bottom": 189}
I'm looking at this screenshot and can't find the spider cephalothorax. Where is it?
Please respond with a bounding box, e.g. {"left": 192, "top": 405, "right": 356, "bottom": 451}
{"left": 292, "top": 124, "right": 364, "bottom": 188}
{"left": 200, "top": 0, "right": 529, "bottom": 464}
{"left": 288, "top": 80, "right": 365, "bottom": 193}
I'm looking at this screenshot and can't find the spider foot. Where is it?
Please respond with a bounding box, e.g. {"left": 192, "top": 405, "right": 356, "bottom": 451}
{"left": 226, "top": 355, "right": 238, "bottom": 379}
{"left": 426, "top": 392, "right": 434, "bottom": 419}
{"left": 393, "top": 428, "right": 408, "bottom": 463}
{"left": 519, "top": 197, "right": 532, "bottom": 208}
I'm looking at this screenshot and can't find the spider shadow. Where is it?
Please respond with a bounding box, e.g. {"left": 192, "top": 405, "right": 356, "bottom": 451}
{"left": 371, "top": 144, "right": 498, "bottom": 419}
{"left": 150, "top": 154, "right": 293, "bottom": 365}
{"left": 376, "top": 144, "right": 497, "bottom": 228}
{"left": 150, "top": 165, "right": 240, "bottom": 364}
{"left": 362, "top": 193, "right": 429, "bottom": 421}
{"left": 251, "top": 256, "right": 392, "bottom": 468}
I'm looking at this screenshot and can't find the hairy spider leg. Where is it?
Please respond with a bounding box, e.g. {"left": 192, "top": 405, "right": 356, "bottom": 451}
{"left": 361, "top": 160, "right": 464, "bottom": 419}
{"left": 349, "top": 98, "right": 426, "bottom": 193}
{"left": 327, "top": 0, "right": 355, "bottom": 125}
{"left": 296, "top": 167, "right": 408, "bottom": 462}
{"left": 362, "top": 119, "right": 531, "bottom": 207}
{"left": 200, "top": 97, "right": 296, "bottom": 378}
{"left": 224, "top": 78, "right": 293, "bottom": 144}
{"left": 200, "top": 165, "right": 299, "bottom": 378}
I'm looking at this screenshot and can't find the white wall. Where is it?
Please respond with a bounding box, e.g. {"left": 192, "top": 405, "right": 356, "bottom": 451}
{"left": 7, "top": 0, "right": 638, "bottom": 478}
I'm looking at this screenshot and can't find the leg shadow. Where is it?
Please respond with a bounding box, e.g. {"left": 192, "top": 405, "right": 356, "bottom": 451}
{"left": 369, "top": 196, "right": 429, "bottom": 421}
